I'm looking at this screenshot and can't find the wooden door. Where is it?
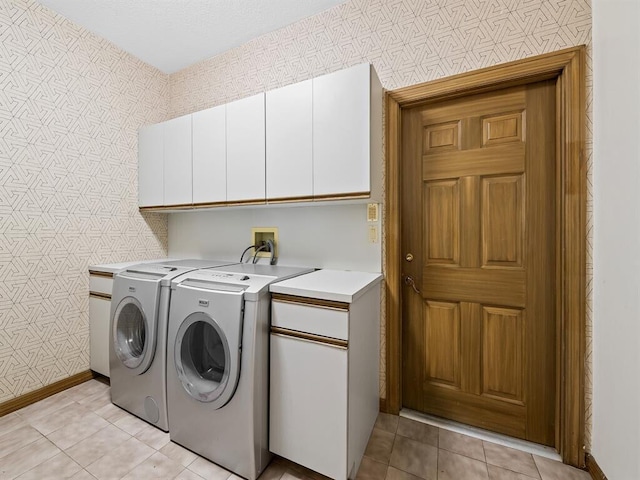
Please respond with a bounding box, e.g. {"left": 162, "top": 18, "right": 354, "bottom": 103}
{"left": 401, "top": 80, "right": 557, "bottom": 446}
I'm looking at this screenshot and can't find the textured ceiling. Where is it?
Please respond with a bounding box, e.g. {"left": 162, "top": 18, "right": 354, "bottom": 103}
{"left": 35, "top": 0, "right": 348, "bottom": 74}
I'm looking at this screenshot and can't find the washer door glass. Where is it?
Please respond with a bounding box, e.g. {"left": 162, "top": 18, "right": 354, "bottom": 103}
{"left": 175, "top": 313, "right": 231, "bottom": 404}
{"left": 113, "top": 298, "right": 147, "bottom": 369}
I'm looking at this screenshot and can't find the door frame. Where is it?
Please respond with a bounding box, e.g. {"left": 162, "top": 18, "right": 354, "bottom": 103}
{"left": 384, "top": 46, "right": 586, "bottom": 467}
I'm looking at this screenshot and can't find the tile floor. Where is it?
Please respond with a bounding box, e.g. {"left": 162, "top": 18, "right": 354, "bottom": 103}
{"left": 0, "top": 380, "right": 591, "bottom": 480}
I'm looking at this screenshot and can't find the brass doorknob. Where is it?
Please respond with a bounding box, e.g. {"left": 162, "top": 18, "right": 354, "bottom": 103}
{"left": 405, "top": 253, "right": 414, "bottom": 262}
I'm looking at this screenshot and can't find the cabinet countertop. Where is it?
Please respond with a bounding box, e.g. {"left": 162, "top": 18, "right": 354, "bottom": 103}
{"left": 89, "top": 259, "right": 170, "bottom": 275}
{"left": 270, "top": 269, "right": 382, "bottom": 304}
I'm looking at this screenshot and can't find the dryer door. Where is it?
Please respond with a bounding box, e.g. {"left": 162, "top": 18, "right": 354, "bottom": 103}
{"left": 173, "top": 287, "right": 244, "bottom": 409}
{"left": 112, "top": 296, "right": 156, "bottom": 375}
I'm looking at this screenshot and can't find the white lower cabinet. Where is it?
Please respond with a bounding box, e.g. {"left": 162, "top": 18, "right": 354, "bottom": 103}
{"left": 89, "top": 272, "right": 113, "bottom": 377}
{"left": 270, "top": 333, "right": 348, "bottom": 479}
{"left": 89, "top": 296, "right": 110, "bottom": 377}
{"left": 269, "top": 270, "right": 382, "bottom": 480}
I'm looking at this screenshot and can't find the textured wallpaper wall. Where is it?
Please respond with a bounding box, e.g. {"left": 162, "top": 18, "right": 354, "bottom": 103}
{"left": 168, "top": 0, "right": 593, "bottom": 447}
{"left": 0, "top": 0, "right": 169, "bottom": 402}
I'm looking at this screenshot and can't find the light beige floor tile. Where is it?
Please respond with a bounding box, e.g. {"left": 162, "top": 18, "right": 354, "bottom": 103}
{"left": 258, "top": 459, "right": 288, "bottom": 480}
{"left": 0, "top": 424, "right": 43, "bottom": 459}
{"left": 160, "top": 441, "right": 198, "bottom": 468}
{"left": 121, "top": 451, "right": 185, "bottom": 480}
{"left": 66, "top": 424, "right": 131, "bottom": 468}
{"left": 374, "top": 413, "right": 399, "bottom": 434}
{"left": 134, "top": 422, "right": 171, "bottom": 450}
{"left": 86, "top": 437, "right": 154, "bottom": 480}
{"left": 113, "top": 413, "right": 150, "bottom": 436}
{"left": 29, "top": 402, "right": 91, "bottom": 436}
{"left": 47, "top": 412, "right": 110, "bottom": 450}
{"left": 280, "top": 459, "right": 330, "bottom": 480}
{"left": 69, "top": 470, "right": 97, "bottom": 480}
{"left": 364, "top": 428, "right": 396, "bottom": 464}
{"left": 488, "top": 465, "right": 540, "bottom": 479}
{"left": 15, "top": 452, "right": 82, "bottom": 479}
{"left": 16, "top": 392, "right": 74, "bottom": 423}
{"left": 356, "top": 457, "right": 388, "bottom": 480}
{"left": 64, "top": 381, "right": 109, "bottom": 402}
{"left": 281, "top": 472, "right": 312, "bottom": 480}
{"left": 396, "top": 418, "right": 438, "bottom": 448}
{"left": 385, "top": 466, "right": 423, "bottom": 480}
{"left": 0, "top": 437, "right": 60, "bottom": 479}
{"left": 78, "top": 389, "right": 112, "bottom": 411}
{"left": 439, "top": 430, "right": 485, "bottom": 462}
{"left": 533, "top": 456, "right": 590, "bottom": 480}
{"left": 0, "top": 412, "right": 29, "bottom": 436}
{"left": 437, "top": 449, "right": 489, "bottom": 480}
{"left": 93, "top": 403, "right": 129, "bottom": 424}
{"left": 389, "top": 435, "right": 437, "bottom": 480}
{"left": 174, "top": 469, "right": 206, "bottom": 480}
{"left": 188, "top": 457, "right": 232, "bottom": 480}
{"left": 483, "top": 442, "right": 540, "bottom": 479}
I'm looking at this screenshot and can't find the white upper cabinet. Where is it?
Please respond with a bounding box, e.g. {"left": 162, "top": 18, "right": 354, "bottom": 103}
{"left": 163, "top": 114, "right": 193, "bottom": 206}
{"left": 138, "top": 64, "right": 381, "bottom": 209}
{"left": 138, "top": 122, "right": 164, "bottom": 207}
{"left": 313, "top": 63, "right": 381, "bottom": 198}
{"left": 266, "top": 79, "right": 313, "bottom": 200}
{"left": 192, "top": 105, "right": 226, "bottom": 204}
{"left": 226, "top": 92, "right": 266, "bottom": 202}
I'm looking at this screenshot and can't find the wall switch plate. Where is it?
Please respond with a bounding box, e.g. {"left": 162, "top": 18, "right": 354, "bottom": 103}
{"left": 251, "top": 227, "right": 278, "bottom": 258}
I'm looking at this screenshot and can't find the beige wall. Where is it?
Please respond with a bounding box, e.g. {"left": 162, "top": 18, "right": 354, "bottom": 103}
{"left": 167, "top": 0, "right": 594, "bottom": 448}
{"left": 0, "top": 0, "right": 169, "bottom": 402}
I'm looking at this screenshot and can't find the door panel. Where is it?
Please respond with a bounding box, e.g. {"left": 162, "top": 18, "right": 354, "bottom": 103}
{"left": 424, "top": 301, "right": 461, "bottom": 390}
{"left": 481, "top": 175, "right": 523, "bottom": 267}
{"left": 481, "top": 306, "right": 524, "bottom": 404}
{"left": 402, "top": 81, "right": 556, "bottom": 446}
{"left": 425, "top": 180, "right": 460, "bottom": 265}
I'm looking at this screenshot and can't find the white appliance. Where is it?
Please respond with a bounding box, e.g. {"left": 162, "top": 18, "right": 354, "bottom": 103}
{"left": 109, "top": 259, "right": 236, "bottom": 431}
{"left": 166, "top": 264, "right": 314, "bottom": 480}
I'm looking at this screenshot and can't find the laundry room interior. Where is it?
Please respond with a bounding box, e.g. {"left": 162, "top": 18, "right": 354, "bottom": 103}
{"left": 1, "top": 0, "right": 639, "bottom": 479}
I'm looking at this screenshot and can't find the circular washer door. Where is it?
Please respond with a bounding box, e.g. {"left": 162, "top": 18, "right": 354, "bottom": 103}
{"left": 174, "top": 312, "right": 240, "bottom": 408}
{"left": 112, "top": 297, "right": 155, "bottom": 374}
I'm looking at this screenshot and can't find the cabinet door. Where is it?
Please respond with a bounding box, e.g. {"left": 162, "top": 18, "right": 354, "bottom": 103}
{"left": 313, "top": 63, "right": 371, "bottom": 197}
{"left": 266, "top": 79, "right": 313, "bottom": 200}
{"left": 89, "top": 296, "right": 111, "bottom": 377}
{"left": 163, "top": 115, "right": 193, "bottom": 206}
{"left": 270, "top": 333, "right": 348, "bottom": 480}
{"left": 226, "top": 92, "right": 265, "bottom": 202}
{"left": 138, "top": 123, "right": 164, "bottom": 207}
{"left": 193, "top": 105, "right": 226, "bottom": 204}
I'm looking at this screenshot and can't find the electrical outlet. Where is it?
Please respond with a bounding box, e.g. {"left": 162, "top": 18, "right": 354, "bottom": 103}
{"left": 368, "top": 225, "right": 378, "bottom": 243}
{"left": 251, "top": 227, "right": 278, "bottom": 258}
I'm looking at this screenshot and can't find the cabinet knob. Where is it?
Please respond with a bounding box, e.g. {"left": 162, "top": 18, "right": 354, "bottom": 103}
{"left": 405, "top": 253, "right": 414, "bottom": 262}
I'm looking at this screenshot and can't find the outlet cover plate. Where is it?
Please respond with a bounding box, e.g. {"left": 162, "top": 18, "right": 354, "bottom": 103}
{"left": 251, "top": 227, "right": 278, "bottom": 258}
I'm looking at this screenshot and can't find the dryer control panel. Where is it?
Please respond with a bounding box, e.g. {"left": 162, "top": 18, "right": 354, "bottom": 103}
{"left": 172, "top": 269, "right": 280, "bottom": 301}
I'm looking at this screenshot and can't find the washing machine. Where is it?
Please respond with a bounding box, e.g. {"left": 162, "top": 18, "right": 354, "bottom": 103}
{"left": 166, "top": 264, "right": 314, "bottom": 480}
{"left": 109, "top": 259, "right": 237, "bottom": 432}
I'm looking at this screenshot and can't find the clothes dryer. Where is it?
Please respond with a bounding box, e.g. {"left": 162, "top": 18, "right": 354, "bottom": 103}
{"left": 109, "top": 259, "right": 236, "bottom": 431}
{"left": 166, "top": 264, "right": 313, "bottom": 480}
